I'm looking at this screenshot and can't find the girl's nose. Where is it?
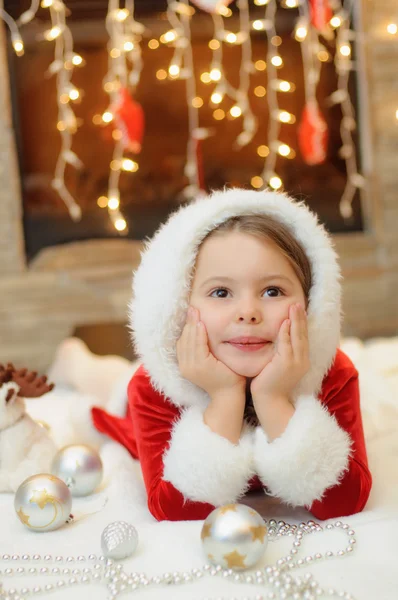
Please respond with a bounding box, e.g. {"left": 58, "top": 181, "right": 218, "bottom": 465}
{"left": 235, "top": 304, "right": 262, "bottom": 324}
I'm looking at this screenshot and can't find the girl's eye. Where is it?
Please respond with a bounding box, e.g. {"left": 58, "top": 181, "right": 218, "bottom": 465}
{"left": 210, "top": 288, "right": 230, "bottom": 298}
{"left": 263, "top": 287, "right": 283, "bottom": 297}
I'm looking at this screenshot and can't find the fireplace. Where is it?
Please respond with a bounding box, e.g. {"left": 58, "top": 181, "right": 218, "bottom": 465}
{"left": 5, "top": 0, "right": 364, "bottom": 261}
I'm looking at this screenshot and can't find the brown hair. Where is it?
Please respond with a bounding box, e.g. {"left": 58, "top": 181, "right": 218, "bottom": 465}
{"left": 202, "top": 214, "right": 312, "bottom": 301}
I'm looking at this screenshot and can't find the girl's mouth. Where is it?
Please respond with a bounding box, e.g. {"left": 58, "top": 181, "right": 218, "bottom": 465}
{"left": 226, "top": 341, "right": 270, "bottom": 353}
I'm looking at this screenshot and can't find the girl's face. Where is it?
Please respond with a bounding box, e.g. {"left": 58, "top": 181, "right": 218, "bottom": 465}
{"left": 189, "top": 231, "right": 307, "bottom": 378}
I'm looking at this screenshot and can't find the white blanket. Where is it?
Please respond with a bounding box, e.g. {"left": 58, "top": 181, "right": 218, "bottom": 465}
{"left": 1, "top": 337, "right": 398, "bottom": 599}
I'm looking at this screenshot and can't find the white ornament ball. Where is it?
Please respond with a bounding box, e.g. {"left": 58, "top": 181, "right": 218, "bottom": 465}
{"left": 14, "top": 474, "right": 72, "bottom": 532}
{"left": 52, "top": 444, "right": 103, "bottom": 497}
{"left": 201, "top": 504, "right": 268, "bottom": 570}
{"left": 101, "top": 521, "right": 139, "bottom": 560}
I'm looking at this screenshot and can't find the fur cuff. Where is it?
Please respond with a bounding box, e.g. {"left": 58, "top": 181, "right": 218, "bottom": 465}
{"left": 253, "top": 395, "right": 352, "bottom": 507}
{"left": 163, "top": 406, "right": 254, "bottom": 505}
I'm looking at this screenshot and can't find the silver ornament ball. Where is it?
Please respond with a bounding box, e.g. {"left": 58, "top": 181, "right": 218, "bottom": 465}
{"left": 201, "top": 503, "right": 268, "bottom": 571}
{"left": 52, "top": 444, "right": 103, "bottom": 497}
{"left": 14, "top": 473, "right": 72, "bottom": 532}
{"left": 101, "top": 521, "right": 139, "bottom": 560}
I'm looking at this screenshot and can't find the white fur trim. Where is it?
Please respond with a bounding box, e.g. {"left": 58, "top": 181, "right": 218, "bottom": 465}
{"left": 0, "top": 382, "right": 19, "bottom": 404}
{"left": 130, "top": 189, "right": 341, "bottom": 409}
{"left": 163, "top": 406, "right": 254, "bottom": 505}
{"left": 253, "top": 395, "right": 352, "bottom": 507}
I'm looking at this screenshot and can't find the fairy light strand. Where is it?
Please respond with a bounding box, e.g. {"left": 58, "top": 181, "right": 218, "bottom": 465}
{"left": 330, "top": 0, "right": 365, "bottom": 219}
{"left": 50, "top": 1, "right": 84, "bottom": 221}
{"left": 260, "top": 0, "right": 284, "bottom": 190}
{"left": 102, "top": 0, "right": 145, "bottom": 233}
{"left": 165, "top": 0, "right": 206, "bottom": 201}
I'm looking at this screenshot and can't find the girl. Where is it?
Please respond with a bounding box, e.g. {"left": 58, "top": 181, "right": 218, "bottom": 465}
{"left": 92, "top": 188, "right": 372, "bottom": 522}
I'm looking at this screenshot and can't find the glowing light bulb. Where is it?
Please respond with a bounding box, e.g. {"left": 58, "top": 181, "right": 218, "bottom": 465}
{"left": 148, "top": 39, "right": 160, "bottom": 49}
{"left": 110, "top": 48, "right": 121, "bottom": 58}
{"left": 102, "top": 112, "right": 113, "bottom": 123}
{"left": 41, "top": 0, "right": 53, "bottom": 7}
{"left": 278, "top": 110, "right": 295, "bottom": 124}
{"left": 254, "top": 86, "right": 266, "bottom": 97}
{"left": 278, "top": 80, "right": 293, "bottom": 92}
{"left": 211, "top": 92, "right": 223, "bottom": 104}
{"left": 115, "top": 219, "right": 127, "bottom": 232}
{"left": 169, "top": 64, "right": 180, "bottom": 77}
{"left": 114, "top": 9, "right": 129, "bottom": 22}
{"left": 230, "top": 105, "right": 242, "bottom": 118}
{"left": 209, "top": 39, "right": 220, "bottom": 50}
{"left": 97, "top": 196, "right": 108, "bottom": 208}
{"left": 295, "top": 26, "right": 307, "bottom": 41}
{"left": 45, "top": 26, "right": 62, "bottom": 41}
{"left": 200, "top": 72, "right": 211, "bottom": 84}
{"left": 387, "top": 23, "right": 397, "bottom": 35}
{"left": 210, "top": 68, "right": 222, "bottom": 81}
{"left": 257, "top": 145, "right": 269, "bottom": 157}
{"left": 251, "top": 176, "right": 263, "bottom": 189}
{"left": 339, "top": 44, "right": 351, "bottom": 57}
{"left": 225, "top": 33, "right": 237, "bottom": 44}
{"left": 253, "top": 20, "right": 264, "bottom": 31}
{"left": 192, "top": 97, "right": 204, "bottom": 108}
{"left": 254, "top": 0, "right": 269, "bottom": 5}
{"left": 269, "top": 175, "right": 282, "bottom": 190}
{"left": 255, "top": 60, "right": 266, "bottom": 71}
{"left": 330, "top": 16, "right": 342, "bottom": 28}
{"left": 213, "top": 109, "right": 225, "bottom": 120}
{"left": 108, "top": 197, "right": 120, "bottom": 210}
{"left": 317, "top": 50, "right": 329, "bottom": 62}
{"left": 278, "top": 144, "right": 291, "bottom": 157}
{"left": 271, "top": 56, "right": 283, "bottom": 67}
{"left": 68, "top": 89, "right": 80, "bottom": 101}
{"left": 123, "top": 41, "right": 134, "bottom": 52}
{"left": 285, "top": 0, "right": 298, "bottom": 7}
{"left": 156, "top": 69, "right": 167, "bottom": 80}
{"left": 12, "top": 39, "right": 24, "bottom": 56}
{"left": 161, "top": 30, "right": 177, "bottom": 44}
{"left": 122, "top": 159, "right": 138, "bottom": 172}
{"left": 72, "top": 54, "right": 83, "bottom": 66}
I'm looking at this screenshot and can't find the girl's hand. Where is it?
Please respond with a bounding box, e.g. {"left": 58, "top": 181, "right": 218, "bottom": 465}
{"left": 250, "top": 303, "right": 310, "bottom": 403}
{"left": 177, "top": 307, "right": 246, "bottom": 398}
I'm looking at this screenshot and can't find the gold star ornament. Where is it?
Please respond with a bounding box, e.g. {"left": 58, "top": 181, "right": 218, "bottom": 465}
{"left": 223, "top": 549, "right": 247, "bottom": 569}
{"left": 16, "top": 507, "right": 30, "bottom": 526}
{"left": 250, "top": 524, "right": 268, "bottom": 543}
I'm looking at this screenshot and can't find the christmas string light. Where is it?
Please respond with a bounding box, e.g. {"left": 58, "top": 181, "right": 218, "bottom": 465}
{"left": 101, "top": 0, "right": 146, "bottom": 233}
{"left": 48, "top": 0, "right": 86, "bottom": 221}
{"left": 208, "top": 0, "right": 257, "bottom": 148}
{"left": 328, "top": 0, "right": 365, "bottom": 219}
{"left": 258, "top": 0, "right": 288, "bottom": 191}
{"left": 0, "top": 0, "right": 85, "bottom": 220}
{"left": 164, "top": 0, "right": 208, "bottom": 201}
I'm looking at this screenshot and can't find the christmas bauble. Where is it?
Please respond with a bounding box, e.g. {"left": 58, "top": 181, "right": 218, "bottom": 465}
{"left": 201, "top": 504, "right": 268, "bottom": 570}
{"left": 14, "top": 474, "right": 72, "bottom": 532}
{"left": 101, "top": 521, "right": 139, "bottom": 560}
{"left": 51, "top": 444, "right": 103, "bottom": 497}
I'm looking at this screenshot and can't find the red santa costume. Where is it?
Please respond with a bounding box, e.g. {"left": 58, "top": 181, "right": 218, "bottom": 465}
{"left": 92, "top": 188, "right": 372, "bottom": 522}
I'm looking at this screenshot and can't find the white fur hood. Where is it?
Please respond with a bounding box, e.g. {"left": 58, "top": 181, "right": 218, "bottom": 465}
{"left": 129, "top": 188, "right": 341, "bottom": 410}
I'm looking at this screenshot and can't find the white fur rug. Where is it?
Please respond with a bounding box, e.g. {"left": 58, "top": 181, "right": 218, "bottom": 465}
{"left": 1, "top": 337, "right": 398, "bottom": 599}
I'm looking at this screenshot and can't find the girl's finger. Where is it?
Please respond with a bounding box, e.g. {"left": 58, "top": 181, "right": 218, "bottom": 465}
{"left": 196, "top": 320, "right": 210, "bottom": 360}
{"left": 277, "top": 318, "right": 291, "bottom": 356}
{"left": 291, "top": 304, "right": 308, "bottom": 359}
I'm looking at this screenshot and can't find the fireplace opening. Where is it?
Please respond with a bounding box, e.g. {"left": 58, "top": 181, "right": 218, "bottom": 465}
{"left": 5, "top": 1, "right": 364, "bottom": 261}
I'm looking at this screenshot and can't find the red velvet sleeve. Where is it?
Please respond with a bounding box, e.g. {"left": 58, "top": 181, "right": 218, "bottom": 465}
{"left": 93, "top": 366, "right": 215, "bottom": 521}
{"left": 308, "top": 355, "right": 372, "bottom": 520}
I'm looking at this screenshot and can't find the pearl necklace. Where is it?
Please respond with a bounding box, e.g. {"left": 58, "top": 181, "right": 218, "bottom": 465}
{"left": 0, "top": 518, "right": 356, "bottom": 600}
